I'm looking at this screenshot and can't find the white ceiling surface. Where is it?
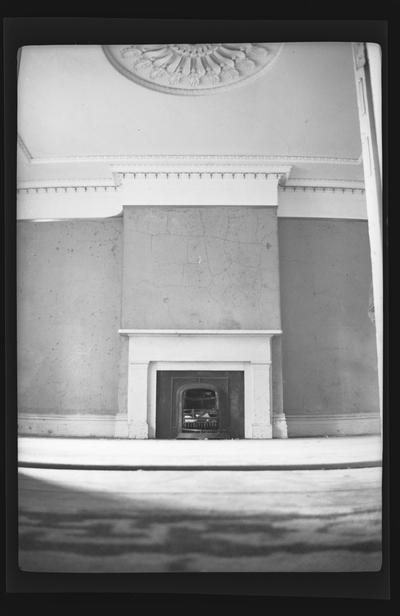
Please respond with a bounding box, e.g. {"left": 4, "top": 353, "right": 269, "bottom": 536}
{"left": 17, "top": 42, "right": 363, "bottom": 185}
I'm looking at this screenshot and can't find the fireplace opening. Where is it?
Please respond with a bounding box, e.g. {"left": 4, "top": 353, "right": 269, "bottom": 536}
{"left": 155, "top": 370, "right": 244, "bottom": 439}
{"left": 180, "top": 385, "right": 220, "bottom": 433}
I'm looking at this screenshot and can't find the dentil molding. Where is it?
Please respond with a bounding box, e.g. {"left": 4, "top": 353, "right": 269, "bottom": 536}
{"left": 17, "top": 174, "right": 365, "bottom": 196}
{"left": 17, "top": 165, "right": 292, "bottom": 194}
{"left": 103, "top": 43, "right": 283, "bottom": 95}
{"left": 112, "top": 170, "right": 290, "bottom": 183}
{"left": 16, "top": 164, "right": 367, "bottom": 220}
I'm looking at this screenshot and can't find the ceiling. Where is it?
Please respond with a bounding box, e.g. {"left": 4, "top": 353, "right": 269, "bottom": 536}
{"left": 17, "top": 42, "right": 363, "bottom": 185}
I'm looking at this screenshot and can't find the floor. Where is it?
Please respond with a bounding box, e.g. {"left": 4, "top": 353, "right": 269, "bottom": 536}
{"left": 18, "top": 435, "right": 382, "bottom": 468}
{"left": 18, "top": 436, "right": 382, "bottom": 573}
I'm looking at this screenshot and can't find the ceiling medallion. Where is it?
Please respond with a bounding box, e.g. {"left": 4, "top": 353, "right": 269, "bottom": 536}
{"left": 103, "top": 43, "right": 283, "bottom": 95}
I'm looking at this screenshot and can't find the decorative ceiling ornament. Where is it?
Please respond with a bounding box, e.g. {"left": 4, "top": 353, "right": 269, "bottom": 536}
{"left": 102, "top": 43, "right": 283, "bottom": 95}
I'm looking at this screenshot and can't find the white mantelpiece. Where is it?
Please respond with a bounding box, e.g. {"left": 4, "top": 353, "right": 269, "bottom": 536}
{"left": 118, "top": 329, "right": 284, "bottom": 439}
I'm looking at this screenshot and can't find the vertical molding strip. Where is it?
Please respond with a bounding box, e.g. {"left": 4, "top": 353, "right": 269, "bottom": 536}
{"left": 352, "top": 42, "right": 383, "bottom": 434}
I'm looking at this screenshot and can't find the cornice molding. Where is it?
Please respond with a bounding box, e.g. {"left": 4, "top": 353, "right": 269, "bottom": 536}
{"left": 119, "top": 329, "right": 282, "bottom": 336}
{"left": 282, "top": 179, "right": 365, "bottom": 194}
{"left": 17, "top": 175, "right": 366, "bottom": 195}
{"left": 17, "top": 186, "right": 119, "bottom": 195}
{"left": 17, "top": 179, "right": 118, "bottom": 195}
{"left": 17, "top": 130, "right": 363, "bottom": 168}
{"left": 285, "top": 178, "right": 364, "bottom": 187}
{"left": 103, "top": 43, "right": 283, "bottom": 95}
{"left": 17, "top": 167, "right": 288, "bottom": 211}
{"left": 17, "top": 182, "right": 367, "bottom": 220}
{"left": 24, "top": 153, "right": 363, "bottom": 166}
{"left": 113, "top": 169, "right": 291, "bottom": 184}
{"left": 280, "top": 186, "right": 365, "bottom": 195}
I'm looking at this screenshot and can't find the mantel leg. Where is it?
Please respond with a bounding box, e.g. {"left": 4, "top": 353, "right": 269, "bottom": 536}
{"left": 127, "top": 362, "right": 149, "bottom": 438}
{"left": 251, "top": 363, "right": 273, "bottom": 438}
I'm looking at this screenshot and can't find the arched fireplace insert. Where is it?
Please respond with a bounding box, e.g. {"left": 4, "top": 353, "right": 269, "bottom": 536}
{"left": 156, "top": 370, "right": 244, "bottom": 439}
{"left": 179, "top": 383, "right": 221, "bottom": 434}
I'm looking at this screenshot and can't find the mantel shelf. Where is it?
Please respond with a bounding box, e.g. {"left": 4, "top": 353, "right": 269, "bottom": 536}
{"left": 119, "top": 329, "right": 282, "bottom": 336}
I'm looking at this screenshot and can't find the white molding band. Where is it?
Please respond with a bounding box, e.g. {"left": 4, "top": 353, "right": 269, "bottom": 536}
{"left": 18, "top": 414, "right": 129, "bottom": 438}
{"left": 118, "top": 329, "right": 282, "bottom": 336}
{"left": 285, "top": 412, "right": 381, "bottom": 437}
{"left": 17, "top": 411, "right": 380, "bottom": 438}
{"left": 284, "top": 178, "right": 365, "bottom": 190}
{"left": 115, "top": 168, "right": 287, "bottom": 207}
{"left": 17, "top": 152, "right": 366, "bottom": 220}
{"left": 17, "top": 165, "right": 368, "bottom": 221}
{"left": 278, "top": 185, "right": 367, "bottom": 219}
{"left": 352, "top": 42, "right": 383, "bottom": 433}
{"left": 17, "top": 166, "right": 289, "bottom": 218}
{"left": 18, "top": 149, "right": 363, "bottom": 166}
{"left": 17, "top": 189, "right": 123, "bottom": 220}
{"left": 17, "top": 178, "right": 365, "bottom": 194}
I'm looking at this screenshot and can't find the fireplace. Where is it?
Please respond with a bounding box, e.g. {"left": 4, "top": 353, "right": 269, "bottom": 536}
{"left": 181, "top": 385, "right": 220, "bottom": 433}
{"left": 156, "top": 370, "right": 244, "bottom": 439}
{"left": 118, "top": 330, "right": 287, "bottom": 439}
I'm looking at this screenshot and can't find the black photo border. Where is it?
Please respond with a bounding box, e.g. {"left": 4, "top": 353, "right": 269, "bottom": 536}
{"left": 3, "top": 14, "right": 391, "bottom": 603}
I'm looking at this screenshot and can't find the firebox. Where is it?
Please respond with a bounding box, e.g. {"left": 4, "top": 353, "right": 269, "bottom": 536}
{"left": 156, "top": 370, "right": 244, "bottom": 439}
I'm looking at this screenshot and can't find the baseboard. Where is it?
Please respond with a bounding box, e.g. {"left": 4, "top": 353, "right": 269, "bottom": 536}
{"left": 18, "top": 413, "right": 129, "bottom": 438}
{"left": 285, "top": 411, "right": 381, "bottom": 437}
{"left": 18, "top": 411, "right": 381, "bottom": 438}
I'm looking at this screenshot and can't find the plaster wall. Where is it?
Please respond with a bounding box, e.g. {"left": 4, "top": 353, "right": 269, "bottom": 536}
{"left": 278, "top": 218, "right": 380, "bottom": 434}
{"left": 17, "top": 212, "right": 380, "bottom": 437}
{"left": 17, "top": 218, "right": 123, "bottom": 420}
{"left": 122, "top": 206, "right": 281, "bottom": 330}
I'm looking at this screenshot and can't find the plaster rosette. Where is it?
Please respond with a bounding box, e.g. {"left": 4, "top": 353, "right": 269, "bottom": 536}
{"left": 103, "top": 43, "right": 283, "bottom": 95}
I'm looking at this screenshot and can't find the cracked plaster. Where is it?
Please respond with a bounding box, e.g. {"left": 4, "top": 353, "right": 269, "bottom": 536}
{"left": 122, "top": 206, "right": 281, "bottom": 329}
